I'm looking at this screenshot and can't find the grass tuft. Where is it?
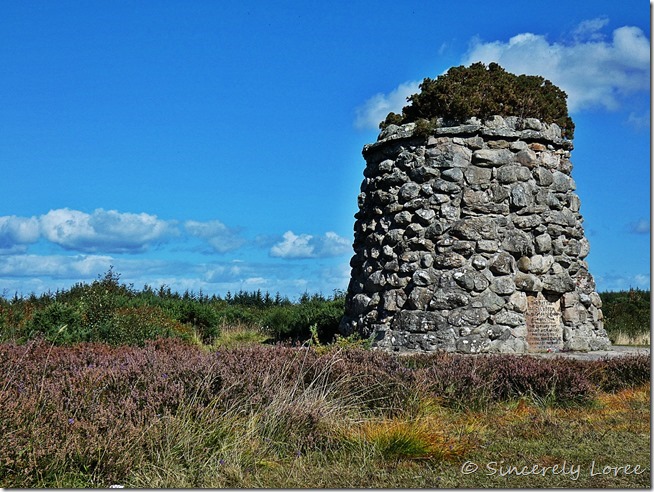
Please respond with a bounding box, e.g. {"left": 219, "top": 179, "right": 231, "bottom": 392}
{"left": 611, "top": 331, "right": 650, "bottom": 346}
{"left": 343, "top": 417, "right": 470, "bottom": 463}
{"left": 211, "top": 322, "right": 271, "bottom": 349}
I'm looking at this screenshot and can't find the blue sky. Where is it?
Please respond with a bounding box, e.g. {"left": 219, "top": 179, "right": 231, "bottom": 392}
{"left": 0, "top": 0, "right": 650, "bottom": 299}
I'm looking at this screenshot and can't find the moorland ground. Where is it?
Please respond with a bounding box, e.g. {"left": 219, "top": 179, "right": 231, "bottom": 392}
{"left": 0, "top": 272, "right": 650, "bottom": 488}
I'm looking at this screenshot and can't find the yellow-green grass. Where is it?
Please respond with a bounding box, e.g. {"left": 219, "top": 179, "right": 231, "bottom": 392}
{"left": 611, "top": 330, "right": 650, "bottom": 347}
{"left": 119, "top": 385, "right": 649, "bottom": 489}
{"left": 211, "top": 322, "right": 272, "bottom": 348}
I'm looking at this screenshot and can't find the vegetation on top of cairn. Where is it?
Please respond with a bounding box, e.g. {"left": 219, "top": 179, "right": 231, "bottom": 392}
{"left": 380, "top": 62, "right": 575, "bottom": 139}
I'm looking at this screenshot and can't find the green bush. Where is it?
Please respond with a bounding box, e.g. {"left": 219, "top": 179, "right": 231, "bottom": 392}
{"left": 600, "top": 289, "right": 650, "bottom": 339}
{"left": 262, "top": 305, "right": 297, "bottom": 338}
{"left": 77, "top": 269, "right": 132, "bottom": 340}
{"left": 27, "top": 302, "right": 87, "bottom": 344}
{"left": 100, "top": 306, "right": 192, "bottom": 346}
{"left": 0, "top": 298, "right": 33, "bottom": 342}
{"left": 381, "top": 62, "right": 575, "bottom": 139}
{"left": 214, "top": 304, "right": 259, "bottom": 327}
{"left": 262, "top": 295, "right": 345, "bottom": 343}
{"left": 0, "top": 269, "right": 350, "bottom": 347}
{"left": 173, "top": 302, "right": 221, "bottom": 343}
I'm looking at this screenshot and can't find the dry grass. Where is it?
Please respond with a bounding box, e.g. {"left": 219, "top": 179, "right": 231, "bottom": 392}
{"left": 212, "top": 322, "right": 271, "bottom": 348}
{"left": 612, "top": 330, "right": 650, "bottom": 346}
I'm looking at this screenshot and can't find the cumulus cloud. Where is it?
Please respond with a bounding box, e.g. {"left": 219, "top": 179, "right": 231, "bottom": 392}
{"left": 39, "top": 208, "right": 177, "bottom": 253}
{"left": 0, "top": 216, "right": 40, "bottom": 254}
{"left": 202, "top": 262, "right": 247, "bottom": 283}
{"left": 355, "top": 19, "right": 649, "bottom": 129}
{"left": 354, "top": 80, "right": 421, "bottom": 130}
{"left": 270, "top": 231, "right": 315, "bottom": 258}
{"left": 270, "top": 231, "right": 351, "bottom": 259}
{"left": 318, "top": 232, "right": 352, "bottom": 257}
{"left": 0, "top": 250, "right": 351, "bottom": 299}
{"left": 243, "top": 276, "right": 267, "bottom": 286}
{"left": 319, "top": 262, "right": 352, "bottom": 292}
{"left": 184, "top": 220, "right": 245, "bottom": 253}
{"left": 0, "top": 209, "right": 251, "bottom": 255}
{"left": 462, "top": 21, "right": 650, "bottom": 112}
{"left": 634, "top": 274, "right": 650, "bottom": 287}
{"left": 0, "top": 253, "right": 197, "bottom": 297}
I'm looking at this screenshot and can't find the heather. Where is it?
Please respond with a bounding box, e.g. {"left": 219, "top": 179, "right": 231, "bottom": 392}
{"left": 0, "top": 270, "right": 650, "bottom": 486}
{"left": 0, "top": 338, "right": 649, "bottom": 488}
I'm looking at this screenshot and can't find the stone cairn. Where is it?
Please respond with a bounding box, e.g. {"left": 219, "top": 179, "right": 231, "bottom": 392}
{"left": 340, "top": 115, "right": 611, "bottom": 353}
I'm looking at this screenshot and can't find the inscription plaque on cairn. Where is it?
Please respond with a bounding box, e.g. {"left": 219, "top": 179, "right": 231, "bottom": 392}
{"left": 525, "top": 293, "right": 563, "bottom": 352}
{"left": 339, "top": 114, "right": 612, "bottom": 353}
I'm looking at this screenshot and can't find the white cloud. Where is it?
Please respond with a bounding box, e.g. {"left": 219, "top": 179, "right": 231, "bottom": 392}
{"left": 270, "top": 231, "right": 315, "bottom": 258}
{"left": 355, "top": 20, "right": 650, "bottom": 129}
{"left": 319, "top": 262, "right": 352, "bottom": 293}
{"left": 0, "top": 210, "right": 248, "bottom": 255}
{"left": 572, "top": 17, "right": 610, "bottom": 42}
{"left": 269, "top": 231, "right": 351, "bottom": 259}
{"left": 184, "top": 219, "right": 245, "bottom": 253}
{"left": 318, "top": 232, "right": 352, "bottom": 257}
{"left": 0, "top": 254, "right": 114, "bottom": 278}
{"left": 243, "top": 277, "right": 267, "bottom": 286}
{"left": 595, "top": 272, "right": 651, "bottom": 292}
{"left": 39, "top": 208, "right": 176, "bottom": 253}
{"left": 202, "top": 262, "right": 247, "bottom": 283}
{"left": 0, "top": 252, "right": 204, "bottom": 298}
{"left": 0, "top": 249, "right": 350, "bottom": 300}
{"left": 462, "top": 22, "right": 650, "bottom": 112}
{"left": 0, "top": 216, "right": 40, "bottom": 254}
{"left": 354, "top": 80, "right": 421, "bottom": 130}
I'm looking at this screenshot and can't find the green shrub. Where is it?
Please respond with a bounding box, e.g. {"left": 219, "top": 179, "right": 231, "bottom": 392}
{"left": 262, "top": 296, "right": 344, "bottom": 343}
{"left": 27, "top": 302, "right": 87, "bottom": 344}
{"left": 214, "top": 304, "right": 258, "bottom": 327}
{"left": 600, "top": 289, "right": 650, "bottom": 340}
{"left": 381, "top": 62, "right": 575, "bottom": 139}
{"left": 99, "top": 306, "right": 193, "bottom": 346}
{"left": 0, "top": 299, "right": 35, "bottom": 342}
{"left": 77, "top": 269, "right": 132, "bottom": 340}
{"left": 173, "top": 302, "right": 221, "bottom": 344}
{"left": 262, "top": 305, "right": 298, "bottom": 338}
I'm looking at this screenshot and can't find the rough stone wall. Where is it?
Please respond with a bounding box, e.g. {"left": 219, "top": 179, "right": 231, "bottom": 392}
{"left": 340, "top": 116, "right": 611, "bottom": 353}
